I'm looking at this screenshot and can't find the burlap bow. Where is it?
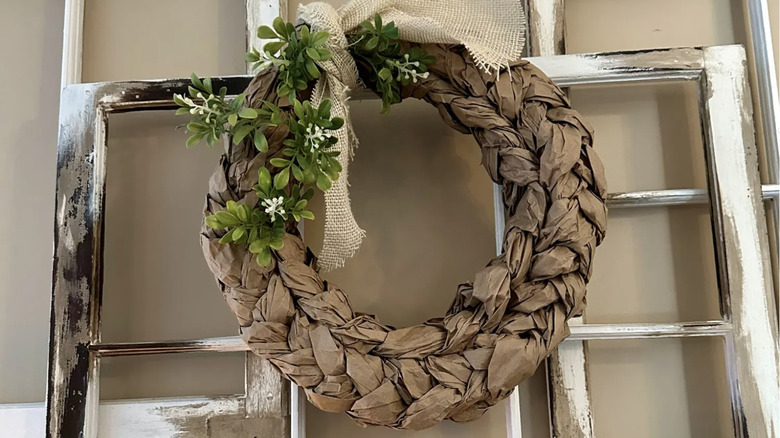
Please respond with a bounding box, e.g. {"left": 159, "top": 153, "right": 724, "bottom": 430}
{"left": 295, "top": 0, "right": 527, "bottom": 270}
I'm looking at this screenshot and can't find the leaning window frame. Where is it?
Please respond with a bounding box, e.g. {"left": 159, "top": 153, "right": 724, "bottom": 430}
{"left": 44, "top": 45, "right": 778, "bottom": 438}
{"left": 519, "top": 46, "right": 779, "bottom": 438}
{"left": 29, "top": 0, "right": 780, "bottom": 437}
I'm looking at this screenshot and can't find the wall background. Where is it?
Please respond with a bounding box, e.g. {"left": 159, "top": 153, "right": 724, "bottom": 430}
{"left": 0, "top": 0, "right": 777, "bottom": 437}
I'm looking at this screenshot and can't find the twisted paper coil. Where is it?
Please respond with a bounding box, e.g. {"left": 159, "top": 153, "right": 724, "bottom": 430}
{"left": 201, "top": 44, "right": 607, "bottom": 430}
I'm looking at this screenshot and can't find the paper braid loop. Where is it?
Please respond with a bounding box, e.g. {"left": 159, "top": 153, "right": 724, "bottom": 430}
{"left": 201, "top": 44, "right": 607, "bottom": 430}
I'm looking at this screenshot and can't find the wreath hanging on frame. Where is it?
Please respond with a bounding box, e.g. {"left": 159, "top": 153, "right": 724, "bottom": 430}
{"left": 174, "top": 0, "right": 607, "bottom": 430}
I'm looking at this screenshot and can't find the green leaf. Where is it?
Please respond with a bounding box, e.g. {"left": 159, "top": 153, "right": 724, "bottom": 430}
{"left": 187, "top": 122, "right": 207, "bottom": 133}
{"left": 190, "top": 73, "right": 204, "bottom": 90}
{"left": 293, "top": 99, "right": 304, "bottom": 119}
{"left": 256, "top": 246, "right": 272, "bottom": 266}
{"left": 305, "top": 59, "right": 320, "bottom": 78}
{"left": 215, "top": 211, "right": 240, "bottom": 226}
{"left": 226, "top": 200, "right": 239, "bottom": 214}
{"left": 263, "top": 40, "right": 286, "bottom": 54}
{"left": 310, "top": 31, "right": 329, "bottom": 46}
{"left": 294, "top": 199, "right": 308, "bottom": 210}
{"left": 235, "top": 205, "right": 248, "bottom": 222}
{"left": 204, "top": 215, "right": 223, "bottom": 229}
{"left": 186, "top": 134, "right": 203, "bottom": 148}
{"left": 232, "top": 124, "right": 253, "bottom": 144}
{"left": 318, "top": 99, "right": 332, "bottom": 118}
{"left": 203, "top": 77, "right": 213, "bottom": 94}
{"left": 228, "top": 113, "right": 238, "bottom": 126}
{"left": 269, "top": 238, "right": 284, "bottom": 250}
{"left": 330, "top": 117, "right": 344, "bottom": 130}
{"left": 316, "top": 173, "right": 332, "bottom": 190}
{"left": 274, "top": 166, "right": 290, "bottom": 190}
{"left": 257, "top": 25, "right": 277, "bottom": 39}
{"left": 302, "top": 188, "right": 314, "bottom": 200}
{"left": 232, "top": 226, "right": 246, "bottom": 241}
{"left": 272, "top": 17, "right": 287, "bottom": 37}
{"left": 378, "top": 68, "right": 391, "bottom": 81}
{"left": 239, "top": 107, "right": 258, "bottom": 119}
{"left": 385, "top": 24, "right": 399, "bottom": 39}
{"left": 305, "top": 46, "right": 321, "bottom": 61}
{"left": 249, "top": 238, "right": 267, "bottom": 254}
{"left": 246, "top": 50, "right": 260, "bottom": 62}
{"left": 219, "top": 233, "right": 234, "bottom": 244}
{"left": 365, "top": 36, "right": 379, "bottom": 50}
{"left": 254, "top": 132, "right": 268, "bottom": 152}
{"left": 269, "top": 158, "right": 291, "bottom": 167}
{"left": 299, "top": 210, "right": 315, "bottom": 220}
{"left": 257, "top": 167, "right": 272, "bottom": 192}
{"left": 291, "top": 164, "right": 303, "bottom": 182}
{"left": 175, "top": 107, "right": 190, "bottom": 115}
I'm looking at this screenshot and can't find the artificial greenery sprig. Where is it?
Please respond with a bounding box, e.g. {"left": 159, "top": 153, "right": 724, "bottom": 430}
{"left": 174, "top": 74, "right": 280, "bottom": 151}
{"left": 176, "top": 14, "right": 432, "bottom": 266}
{"left": 192, "top": 97, "right": 341, "bottom": 266}
{"left": 348, "top": 15, "right": 435, "bottom": 113}
{"left": 247, "top": 17, "right": 331, "bottom": 101}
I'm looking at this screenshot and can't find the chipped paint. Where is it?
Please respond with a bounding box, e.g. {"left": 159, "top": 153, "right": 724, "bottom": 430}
{"left": 549, "top": 339, "right": 593, "bottom": 438}
{"left": 702, "top": 45, "right": 779, "bottom": 437}
{"left": 527, "top": 0, "right": 565, "bottom": 57}
{"left": 47, "top": 76, "right": 264, "bottom": 438}
{"left": 529, "top": 47, "right": 704, "bottom": 87}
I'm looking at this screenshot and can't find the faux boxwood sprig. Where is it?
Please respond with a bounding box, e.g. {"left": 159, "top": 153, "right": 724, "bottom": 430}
{"left": 348, "top": 15, "right": 435, "bottom": 113}
{"left": 247, "top": 17, "right": 331, "bottom": 101}
{"left": 175, "top": 15, "right": 432, "bottom": 266}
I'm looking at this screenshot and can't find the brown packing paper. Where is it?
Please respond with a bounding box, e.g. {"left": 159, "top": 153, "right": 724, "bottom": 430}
{"left": 200, "top": 44, "right": 607, "bottom": 430}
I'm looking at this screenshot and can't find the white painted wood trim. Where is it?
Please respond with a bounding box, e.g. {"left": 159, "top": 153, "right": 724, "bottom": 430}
{"left": 4, "top": 397, "right": 246, "bottom": 438}
{"left": 61, "top": 0, "right": 84, "bottom": 87}
{"left": 548, "top": 323, "right": 594, "bottom": 438}
{"left": 526, "top": 0, "right": 565, "bottom": 57}
{"left": 701, "top": 45, "right": 779, "bottom": 437}
{"left": 246, "top": 0, "right": 289, "bottom": 71}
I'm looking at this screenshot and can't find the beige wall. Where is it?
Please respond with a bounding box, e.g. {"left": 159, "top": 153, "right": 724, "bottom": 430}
{"left": 0, "top": 0, "right": 777, "bottom": 437}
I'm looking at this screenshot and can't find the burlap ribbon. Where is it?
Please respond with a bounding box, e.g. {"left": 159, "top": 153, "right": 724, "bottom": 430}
{"left": 202, "top": 43, "right": 608, "bottom": 429}
{"left": 295, "top": 0, "right": 527, "bottom": 270}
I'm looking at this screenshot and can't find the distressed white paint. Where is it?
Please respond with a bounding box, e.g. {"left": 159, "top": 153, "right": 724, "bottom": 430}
{"left": 4, "top": 398, "right": 247, "bottom": 438}
{"left": 549, "top": 339, "right": 593, "bottom": 438}
{"left": 703, "top": 45, "right": 779, "bottom": 437}
{"left": 246, "top": 0, "right": 289, "bottom": 71}
{"left": 61, "top": 0, "right": 84, "bottom": 87}
{"left": 527, "top": 0, "right": 564, "bottom": 57}
{"left": 530, "top": 48, "right": 704, "bottom": 87}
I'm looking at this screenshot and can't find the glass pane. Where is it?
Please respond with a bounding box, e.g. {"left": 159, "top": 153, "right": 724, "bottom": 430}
{"left": 565, "top": 0, "right": 740, "bottom": 54}
{"left": 569, "top": 81, "right": 708, "bottom": 193}
{"left": 588, "top": 337, "right": 733, "bottom": 438}
{"left": 303, "top": 98, "right": 497, "bottom": 329}
{"left": 586, "top": 204, "right": 721, "bottom": 323}
{"left": 83, "top": 0, "right": 246, "bottom": 82}
{"left": 99, "top": 351, "right": 245, "bottom": 400}
{"left": 102, "top": 111, "right": 240, "bottom": 342}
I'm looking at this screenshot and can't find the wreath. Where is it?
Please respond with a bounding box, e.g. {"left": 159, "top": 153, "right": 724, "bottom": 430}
{"left": 175, "top": 1, "right": 607, "bottom": 430}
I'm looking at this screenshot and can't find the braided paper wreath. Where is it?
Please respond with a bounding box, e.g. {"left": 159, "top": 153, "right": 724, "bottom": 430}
{"left": 200, "top": 43, "right": 607, "bottom": 429}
